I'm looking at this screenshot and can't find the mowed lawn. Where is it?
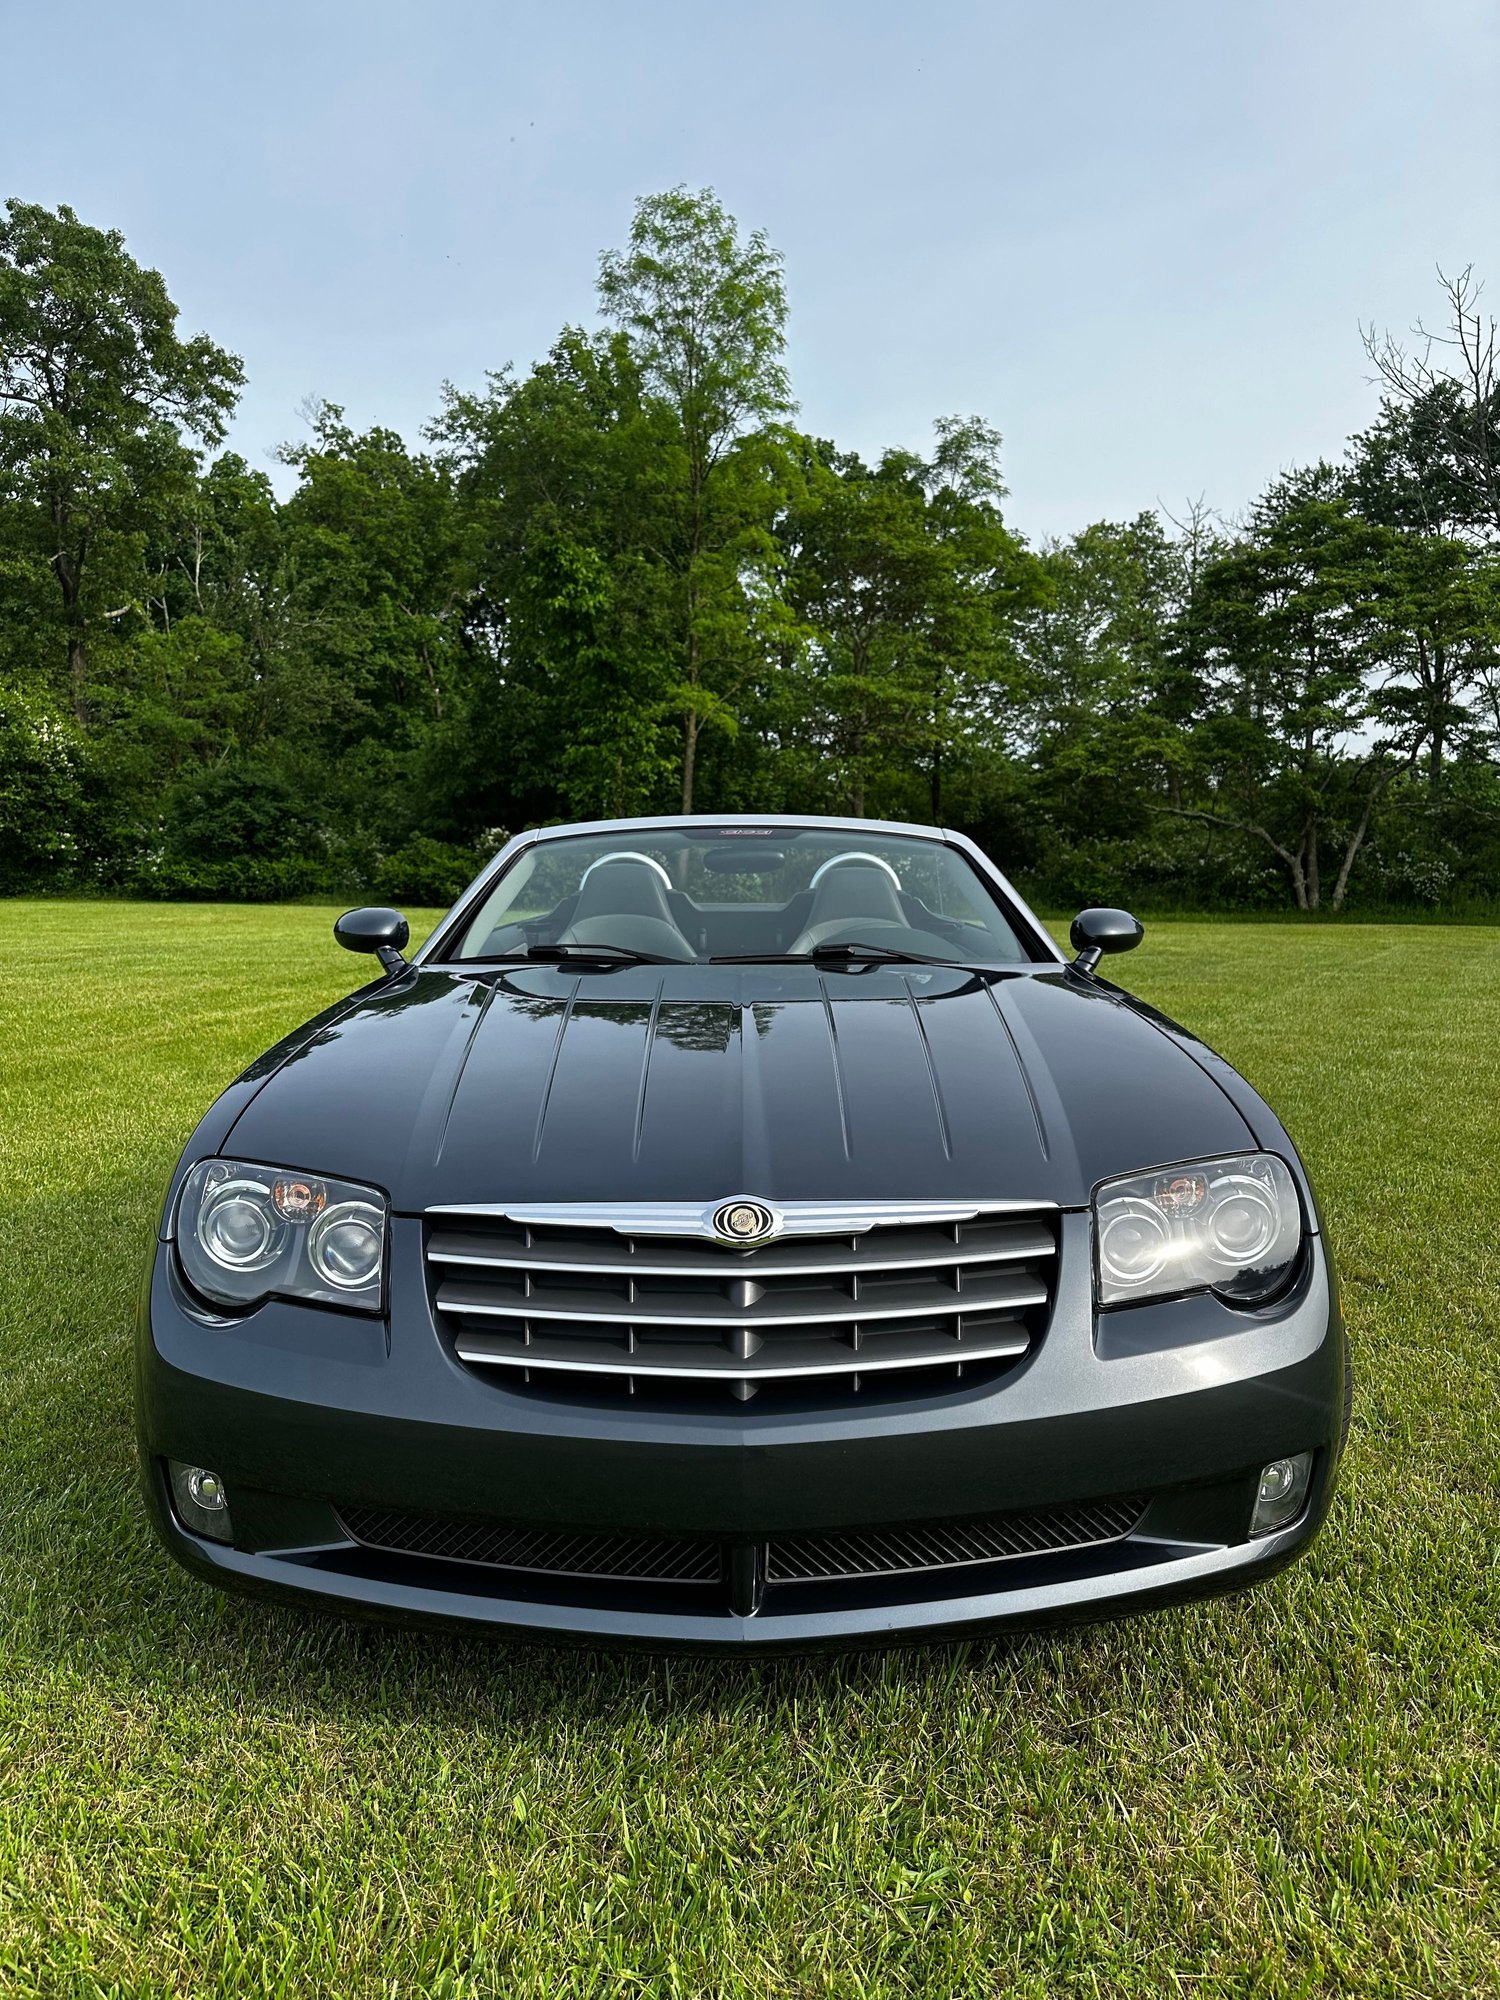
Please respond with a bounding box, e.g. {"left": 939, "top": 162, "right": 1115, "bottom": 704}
{"left": 2, "top": 902, "right": 1498, "bottom": 1999}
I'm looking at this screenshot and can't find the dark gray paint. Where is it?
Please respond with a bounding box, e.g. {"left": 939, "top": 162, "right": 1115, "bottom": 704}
{"left": 139, "top": 814, "right": 1344, "bottom": 1646}
{"left": 214, "top": 965, "right": 1259, "bottom": 1212}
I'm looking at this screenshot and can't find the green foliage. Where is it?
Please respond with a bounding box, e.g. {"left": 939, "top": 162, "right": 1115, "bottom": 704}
{"left": 0, "top": 197, "right": 243, "bottom": 723}
{"left": 0, "top": 680, "right": 93, "bottom": 888}
{"left": 778, "top": 429, "right": 1046, "bottom": 820}
{"left": 597, "top": 186, "right": 797, "bottom": 812}
{"left": 0, "top": 197, "right": 1497, "bottom": 915}
{"left": 431, "top": 332, "right": 683, "bottom": 824}
{"left": 137, "top": 761, "right": 328, "bottom": 901}
{"left": 375, "top": 835, "right": 487, "bottom": 906}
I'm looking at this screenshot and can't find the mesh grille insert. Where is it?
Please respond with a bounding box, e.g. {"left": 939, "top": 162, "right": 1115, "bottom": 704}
{"left": 337, "top": 1496, "right": 1145, "bottom": 1598}
{"left": 338, "top": 1507, "right": 720, "bottom": 1584}
{"left": 768, "top": 1497, "right": 1144, "bottom": 1581}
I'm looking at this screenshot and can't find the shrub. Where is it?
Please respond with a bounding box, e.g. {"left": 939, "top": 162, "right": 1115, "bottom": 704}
{"left": 374, "top": 836, "right": 486, "bottom": 907}
{"left": 0, "top": 682, "right": 92, "bottom": 890}
{"left": 135, "top": 761, "right": 329, "bottom": 901}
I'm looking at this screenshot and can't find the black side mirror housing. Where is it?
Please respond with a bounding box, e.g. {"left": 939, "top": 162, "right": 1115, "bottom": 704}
{"left": 335, "top": 906, "right": 411, "bottom": 976}
{"left": 1069, "top": 907, "right": 1144, "bottom": 975}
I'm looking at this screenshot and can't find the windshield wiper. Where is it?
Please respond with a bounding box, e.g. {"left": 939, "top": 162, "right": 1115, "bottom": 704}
{"left": 468, "top": 942, "right": 684, "bottom": 968}
{"left": 711, "top": 942, "right": 955, "bottom": 968}
{"left": 522, "top": 942, "right": 683, "bottom": 966}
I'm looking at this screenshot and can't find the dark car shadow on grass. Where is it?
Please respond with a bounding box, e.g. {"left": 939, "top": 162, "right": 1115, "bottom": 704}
{"left": 4, "top": 1434, "right": 1288, "bottom": 1753}
{"left": 2, "top": 1243, "right": 1343, "bottom": 1747}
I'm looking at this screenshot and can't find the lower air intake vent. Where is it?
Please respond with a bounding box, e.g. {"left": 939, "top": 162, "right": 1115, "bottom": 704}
{"left": 768, "top": 1496, "right": 1144, "bottom": 1581}
{"left": 337, "top": 1508, "right": 719, "bottom": 1585}
{"left": 338, "top": 1496, "right": 1145, "bottom": 1601}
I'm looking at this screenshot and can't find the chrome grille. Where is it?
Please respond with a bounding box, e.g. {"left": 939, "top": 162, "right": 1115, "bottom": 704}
{"left": 425, "top": 1199, "right": 1057, "bottom": 1400}
{"left": 768, "top": 1497, "right": 1143, "bottom": 1581}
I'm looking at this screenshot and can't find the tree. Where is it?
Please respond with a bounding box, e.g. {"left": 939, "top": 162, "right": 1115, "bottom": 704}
{"left": 0, "top": 678, "right": 92, "bottom": 888}
{"left": 1359, "top": 525, "right": 1499, "bottom": 793}
{"left": 780, "top": 423, "right": 1042, "bottom": 821}
{"left": 275, "top": 403, "right": 467, "bottom": 826}
{"left": 1364, "top": 267, "right": 1500, "bottom": 542}
{"left": 433, "top": 332, "right": 682, "bottom": 824}
{"left": 777, "top": 443, "right": 944, "bottom": 816}
{"left": 597, "top": 186, "right": 795, "bottom": 811}
{"left": 1019, "top": 511, "right": 1202, "bottom": 831}
{"left": 918, "top": 417, "right": 1044, "bottom": 819}
{"left": 1345, "top": 415, "right": 1500, "bottom": 791}
{"left": 1176, "top": 470, "right": 1423, "bottom": 909}
{"left": 0, "top": 199, "right": 243, "bottom": 722}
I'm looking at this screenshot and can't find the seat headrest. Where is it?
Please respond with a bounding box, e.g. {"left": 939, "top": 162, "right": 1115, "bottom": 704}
{"left": 806, "top": 864, "right": 905, "bottom": 925}
{"left": 572, "top": 860, "right": 676, "bottom": 922}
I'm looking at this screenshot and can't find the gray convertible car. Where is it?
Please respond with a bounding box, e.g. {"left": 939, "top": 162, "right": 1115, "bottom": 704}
{"left": 138, "top": 815, "right": 1347, "bottom": 1647}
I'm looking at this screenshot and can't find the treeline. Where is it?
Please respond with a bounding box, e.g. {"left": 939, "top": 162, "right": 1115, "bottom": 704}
{"left": 3, "top": 189, "right": 1499, "bottom": 912}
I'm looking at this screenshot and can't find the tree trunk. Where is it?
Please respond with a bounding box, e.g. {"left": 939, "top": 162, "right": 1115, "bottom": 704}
{"left": 1305, "top": 816, "right": 1320, "bottom": 912}
{"left": 1330, "top": 816, "right": 1371, "bottom": 911}
{"left": 1287, "top": 851, "right": 1309, "bottom": 911}
{"left": 1331, "top": 762, "right": 1402, "bottom": 910}
{"left": 53, "top": 514, "right": 91, "bottom": 727}
{"left": 67, "top": 627, "right": 89, "bottom": 728}
{"left": 680, "top": 708, "right": 697, "bottom": 815}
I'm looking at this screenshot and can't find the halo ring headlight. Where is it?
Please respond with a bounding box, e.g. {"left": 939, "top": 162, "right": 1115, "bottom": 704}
{"left": 196, "top": 1178, "right": 282, "bottom": 1272}
{"left": 1094, "top": 1154, "right": 1302, "bottom": 1308}
{"left": 307, "top": 1201, "right": 386, "bottom": 1290}
{"left": 1098, "top": 1196, "right": 1172, "bottom": 1290}
{"left": 175, "top": 1161, "right": 388, "bottom": 1313}
{"left": 1203, "top": 1174, "right": 1281, "bottom": 1268}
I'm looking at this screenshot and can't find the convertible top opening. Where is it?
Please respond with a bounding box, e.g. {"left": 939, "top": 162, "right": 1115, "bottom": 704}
{"left": 436, "top": 824, "right": 1037, "bottom": 967}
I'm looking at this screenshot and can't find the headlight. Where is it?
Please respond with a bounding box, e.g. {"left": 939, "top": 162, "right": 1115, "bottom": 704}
{"left": 175, "top": 1160, "right": 387, "bottom": 1313}
{"left": 1094, "top": 1154, "right": 1302, "bottom": 1307}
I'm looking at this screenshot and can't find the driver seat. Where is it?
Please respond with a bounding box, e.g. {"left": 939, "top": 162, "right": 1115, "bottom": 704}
{"left": 558, "top": 859, "right": 695, "bottom": 959}
{"left": 789, "top": 864, "right": 907, "bottom": 952}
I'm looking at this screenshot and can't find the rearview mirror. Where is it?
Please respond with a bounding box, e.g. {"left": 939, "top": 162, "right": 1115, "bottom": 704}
{"left": 335, "top": 906, "right": 410, "bottom": 976}
{"left": 1069, "top": 907, "right": 1144, "bottom": 975}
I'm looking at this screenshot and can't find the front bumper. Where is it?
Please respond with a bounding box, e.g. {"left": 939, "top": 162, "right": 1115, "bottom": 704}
{"left": 136, "top": 1213, "right": 1346, "bottom": 1649}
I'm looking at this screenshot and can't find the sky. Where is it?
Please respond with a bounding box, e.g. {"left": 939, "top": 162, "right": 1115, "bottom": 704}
{"left": 4, "top": 0, "right": 1497, "bottom": 541}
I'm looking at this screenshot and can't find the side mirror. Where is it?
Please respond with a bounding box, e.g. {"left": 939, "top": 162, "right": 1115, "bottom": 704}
{"left": 335, "top": 906, "right": 410, "bottom": 977}
{"left": 1069, "top": 907, "right": 1144, "bottom": 976}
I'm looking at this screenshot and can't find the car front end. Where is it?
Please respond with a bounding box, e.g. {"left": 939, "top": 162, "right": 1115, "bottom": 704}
{"left": 137, "top": 816, "right": 1347, "bottom": 1649}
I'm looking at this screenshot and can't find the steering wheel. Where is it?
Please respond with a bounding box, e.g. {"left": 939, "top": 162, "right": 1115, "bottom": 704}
{"left": 577, "top": 851, "right": 675, "bottom": 891}
{"left": 807, "top": 852, "right": 902, "bottom": 891}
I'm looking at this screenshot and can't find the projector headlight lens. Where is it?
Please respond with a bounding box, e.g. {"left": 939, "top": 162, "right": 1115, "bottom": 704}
{"left": 197, "top": 1178, "right": 282, "bottom": 1272}
{"left": 175, "top": 1160, "right": 387, "bottom": 1313}
{"left": 307, "top": 1201, "right": 386, "bottom": 1290}
{"left": 1094, "top": 1154, "right": 1302, "bottom": 1307}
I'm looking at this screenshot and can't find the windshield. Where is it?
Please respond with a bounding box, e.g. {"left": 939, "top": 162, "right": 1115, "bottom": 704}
{"left": 445, "top": 827, "right": 1033, "bottom": 965}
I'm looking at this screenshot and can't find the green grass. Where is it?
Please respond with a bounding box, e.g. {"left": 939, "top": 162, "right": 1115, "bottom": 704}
{"left": 3, "top": 902, "right": 1498, "bottom": 1998}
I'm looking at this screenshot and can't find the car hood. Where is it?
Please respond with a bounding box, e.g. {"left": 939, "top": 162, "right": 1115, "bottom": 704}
{"left": 220, "top": 963, "right": 1255, "bottom": 1211}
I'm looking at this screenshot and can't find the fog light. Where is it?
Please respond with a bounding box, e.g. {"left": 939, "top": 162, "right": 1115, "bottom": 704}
{"left": 168, "top": 1460, "right": 234, "bottom": 1543}
{"left": 1250, "top": 1452, "right": 1313, "bottom": 1536}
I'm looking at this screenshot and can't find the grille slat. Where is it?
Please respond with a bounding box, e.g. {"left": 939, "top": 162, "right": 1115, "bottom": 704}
{"left": 427, "top": 1219, "right": 1057, "bottom": 1280}
{"left": 436, "top": 1266, "right": 1046, "bottom": 1330}
{"left": 452, "top": 1320, "right": 1030, "bottom": 1381}
{"left": 427, "top": 1201, "right": 1056, "bottom": 1402}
